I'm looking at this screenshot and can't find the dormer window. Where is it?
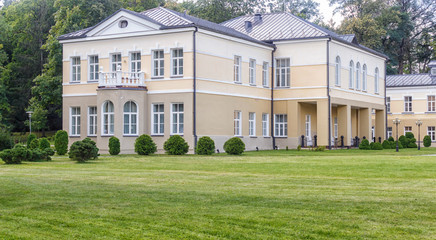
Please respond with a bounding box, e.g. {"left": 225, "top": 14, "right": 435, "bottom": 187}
{"left": 432, "top": 68, "right": 436, "bottom": 76}
{"left": 119, "top": 20, "right": 128, "bottom": 28}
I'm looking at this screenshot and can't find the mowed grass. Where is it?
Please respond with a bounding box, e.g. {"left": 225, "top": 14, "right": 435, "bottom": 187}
{"left": 0, "top": 149, "right": 436, "bottom": 239}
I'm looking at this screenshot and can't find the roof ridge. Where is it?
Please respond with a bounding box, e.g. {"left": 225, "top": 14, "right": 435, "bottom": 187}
{"left": 159, "top": 7, "right": 193, "bottom": 24}
{"left": 283, "top": 12, "right": 330, "bottom": 37}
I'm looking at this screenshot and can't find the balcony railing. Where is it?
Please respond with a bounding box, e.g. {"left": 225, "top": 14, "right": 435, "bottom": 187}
{"left": 98, "top": 70, "right": 145, "bottom": 88}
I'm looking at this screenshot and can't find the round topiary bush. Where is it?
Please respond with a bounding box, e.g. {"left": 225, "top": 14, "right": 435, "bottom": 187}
{"left": 371, "top": 142, "right": 383, "bottom": 150}
{"left": 11, "top": 144, "right": 31, "bottom": 163}
{"left": 0, "top": 130, "right": 13, "bottom": 151}
{"left": 27, "top": 133, "right": 36, "bottom": 148}
{"left": 135, "top": 134, "right": 157, "bottom": 155}
{"left": 359, "top": 139, "right": 370, "bottom": 150}
{"left": 68, "top": 138, "right": 99, "bottom": 163}
{"left": 394, "top": 140, "right": 404, "bottom": 149}
{"left": 405, "top": 132, "right": 414, "bottom": 139}
{"left": 388, "top": 136, "right": 395, "bottom": 142}
{"left": 55, "top": 130, "right": 68, "bottom": 155}
{"left": 196, "top": 136, "right": 215, "bottom": 155}
{"left": 423, "top": 135, "right": 432, "bottom": 147}
{"left": 39, "top": 138, "right": 50, "bottom": 150}
{"left": 108, "top": 136, "right": 120, "bottom": 155}
{"left": 223, "top": 137, "right": 245, "bottom": 155}
{"left": 382, "top": 140, "right": 392, "bottom": 149}
{"left": 164, "top": 135, "right": 189, "bottom": 155}
{"left": 29, "top": 138, "right": 39, "bottom": 150}
{"left": 408, "top": 137, "right": 417, "bottom": 148}
{"left": 399, "top": 135, "right": 408, "bottom": 148}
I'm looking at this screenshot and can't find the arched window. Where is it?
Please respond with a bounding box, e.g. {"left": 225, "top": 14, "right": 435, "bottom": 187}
{"left": 102, "top": 101, "right": 114, "bottom": 135}
{"left": 349, "top": 60, "right": 354, "bottom": 89}
{"left": 123, "top": 101, "right": 138, "bottom": 135}
{"left": 335, "top": 56, "right": 341, "bottom": 86}
{"left": 362, "top": 64, "right": 367, "bottom": 91}
{"left": 375, "top": 67, "right": 379, "bottom": 94}
{"left": 356, "top": 62, "right": 361, "bottom": 90}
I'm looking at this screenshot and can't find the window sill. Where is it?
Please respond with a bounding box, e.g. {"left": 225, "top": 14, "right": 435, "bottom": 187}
{"left": 87, "top": 80, "right": 98, "bottom": 83}
{"left": 274, "top": 87, "right": 290, "bottom": 89}
{"left": 69, "top": 135, "right": 81, "bottom": 138}
{"left": 151, "top": 134, "right": 165, "bottom": 137}
{"left": 425, "top": 112, "right": 436, "bottom": 114}
{"left": 170, "top": 75, "right": 183, "bottom": 79}
{"left": 69, "top": 81, "right": 81, "bottom": 84}
{"left": 275, "top": 136, "right": 288, "bottom": 138}
{"left": 87, "top": 135, "right": 97, "bottom": 138}
{"left": 402, "top": 112, "right": 414, "bottom": 115}
{"left": 263, "top": 136, "right": 271, "bottom": 138}
{"left": 249, "top": 136, "right": 257, "bottom": 138}
{"left": 249, "top": 84, "right": 256, "bottom": 87}
{"left": 101, "top": 135, "right": 114, "bottom": 137}
{"left": 123, "top": 135, "right": 139, "bottom": 137}
{"left": 170, "top": 134, "right": 184, "bottom": 136}
{"left": 151, "top": 76, "right": 164, "bottom": 79}
{"left": 234, "top": 135, "right": 243, "bottom": 138}
{"left": 234, "top": 81, "right": 242, "bottom": 84}
{"left": 263, "top": 85, "right": 270, "bottom": 88}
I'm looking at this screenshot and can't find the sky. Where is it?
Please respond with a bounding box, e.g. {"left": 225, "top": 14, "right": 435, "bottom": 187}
{"left": 315, "top": 0, "right": 344, "bottom": 24}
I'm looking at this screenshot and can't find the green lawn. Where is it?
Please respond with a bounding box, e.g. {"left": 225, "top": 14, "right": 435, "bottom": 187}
{"left": 1, "top": 149, "right": 435, "bottom": 239}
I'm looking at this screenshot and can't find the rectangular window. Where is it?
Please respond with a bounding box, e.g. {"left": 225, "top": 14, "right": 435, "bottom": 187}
{"left": 387, "top": 127, "right": 392, "bottom": 139}
{"left": 234, "top": 111, "right": 242, "bottom": 136}
{"left": 404, "top": 96, "right": 412, "bottom": 112}
{"left": 249, "top": 59, "right": 256, "bottom": 85}
{"left": 386, "top": 97, "right": 391, "bottom": 113}
{"left": 249, "top": 112, "right": 256, "bottom": 136}
{"left": 334, "top": 117, "right": 338, "bottom": 139}
{"left": 111, "top": 53, "right": 122, "bottom": 72}
{"left": 152, "top": 104, "right": 164, "bottom": 135}
{"left": 171, "top": 103, "right": 184, "bottom": 134}
{"left": 88, "top": 106, "right": 97, "bottom": 136}
{"left": 171, "top": 49, "right": 183, "bottom": 76}
{"left": 305, "top": 114, "right": 311, "bottom": 138}
{"left": 428, "top": 126, "right": 435, "bottom": 141}
{"left": 274, "top": 114, "right": 287, "bottom": 137}
{"left": 262, "top": 113, "right": 269, "bottom": 137}
{"left": 234, "top": 56, "right": 241, "bottom": 83}
{"left": 130, "top": 52, "right": 141, "bottom": 73}
{"left": 70, "top": 107, "right": 80, "bottom": 136}
{"left": 89, "top": 56, "right": 99, "bottom": 81}
{"left": 71, "top": 57, "right": 81, "bottom": 82}
{"left": 428, "top": 95, "right": 435, "bottom": 112}
{"left": 275, "top": 58, "right": 290, "bottom": 87}
{"left": 262, "top": 62, "right": 269, "bottom": 87}
{"left": 152, "top": 50, "right": 164, "bottom": 77}
{"left": 404, "top": 126, "right": 412, "bottom": 135}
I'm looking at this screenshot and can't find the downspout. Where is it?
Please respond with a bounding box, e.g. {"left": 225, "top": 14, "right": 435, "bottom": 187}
{"left": 384, "top": 60, "right": 387, "bottom": 139}
{"left": 327, "top": 38, "right": 332, "bottom": 149}
{"left": 271, "top": 46, "right": 277, "bottom": 149}
{"left": 193, "top": 26, "right": 198, "bottom": 153}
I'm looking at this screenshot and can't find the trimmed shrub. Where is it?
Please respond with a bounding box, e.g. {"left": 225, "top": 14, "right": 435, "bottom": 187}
{"left": 164, "top": 135, "right": 189, "bottom": 155}
{"left": 394, "top": 140, "right": 404, "bottom": 149}
{"left": 371, "top": 142, "right": 383, "bottom": 150}
{"left": 135, "top": 134, "right": 157, "bottom": 155}
{"left": 405, "top": 132, "right": 414, "bottom": 139}
{"left": 0, "top": 130, "right": 13, "bottom": 151}
{"left": 54, "top": 130, "right": 68, "bottom": 155}
{"left": 388, "top": 136, "right": 395, "bottom": 142}
{"left": 27, "top": 133, "right": 36, "bottom": 148}
{"left": 0, "top": 149, "right": 15, "bottom": 164}
{"left": 399, "top": 135, "right": 408, "bottom": 148}
{"left": 196, "top": 136, "right": 215, "bottom": 155}
{"left": 382, "top": 140, "right": 392, "bottom": 149}
{"left": 359, "top": 139, "right": 370, "bottom": 150}
{"left": 68, "top": 138, "right": 99, "bottom": 163}
{"left": 423, "top": 135, "right": 432, "bottom": 147}
{"left": 408, "top": 137, "right": 417, "bottom": 148}
{"left": 29, "top": 138, "right": 39, "bottom": 150}
{"left": 11, "top": 144, "right": 31, "bottom": 163}
{"left": 29, "top": 148, "right": 54, "bottom": 162}
{"left": 108, "top": 136, "right": 120, "bottom": 155}
{"left": 223, "top": 137, "right": 245, "bottom": 155}
{"left": 39, "top": 138, "right": 50, "bottom": 150}
{"left": 297, "top": 145, "right": 301, "bottom": 151}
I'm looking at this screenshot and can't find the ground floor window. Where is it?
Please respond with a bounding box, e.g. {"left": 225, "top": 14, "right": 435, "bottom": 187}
{"left": 262, "top": 113, "right": 269, "bottom": 137}
{"left": 102, "top": 101, "right": 114, "bottom": 135}
{"left": 404, "top": 126, "right": 412, "bottom": 135}
{"left": 249, "top": 112, "right": 256, "bottom": 136}
{"left": 152, "top": 103, "right": 164, "bottom": 135}
{"left": 387, "top": 127, "right": 392, "bottom": 139}
{"left": 428, "top": 126, "right": 435, "bottom": 141}
{"left": 88, "top": 106, "right": 97, "bottom": 136}
{"left": 234, "top": 111, "right": 241, "bottom": 136}
{"left": 171, "top": 103, "right": 184, "bottom": 135}
{"left": 274, "top": 114, "right": 287, "bottom": 137}
{"left": 123, "top": 101, "right": 138, "bottom": 135}
{"left": 70, "top": 107, "right": 80, "bottom": 136}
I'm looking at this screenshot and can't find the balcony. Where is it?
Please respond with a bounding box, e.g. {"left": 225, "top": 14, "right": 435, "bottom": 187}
{"left": 98, "top": 66, "right": 146, "bottom": 89}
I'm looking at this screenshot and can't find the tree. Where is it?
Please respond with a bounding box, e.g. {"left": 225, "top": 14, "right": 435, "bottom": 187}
{"left": 269, "top": 0, "right": 321, "bottom": 21}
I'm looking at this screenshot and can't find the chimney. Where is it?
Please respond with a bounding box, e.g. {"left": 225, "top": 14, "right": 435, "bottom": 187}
{"left": 244, "top": 21, "right": 252, "bottom": 32}
{"left": 254, "top": 13, "right": 262, "bottom": 22}
{"left": 430, "top": 60, "right": 436, "bottom": 76}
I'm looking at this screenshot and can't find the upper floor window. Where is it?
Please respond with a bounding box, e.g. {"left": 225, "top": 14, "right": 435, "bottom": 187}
{"left": 171, "top": 103, "right": 184, "bottom": 134}
{"left": 111, "top": 53, "right": 122, "bottom": 72}
{"left": 70, "top": 107, "right": 80, "bottom": 136}
{"left": 234, "top": 56, "right": 241, "bottom": 83}
{"left": 152, "top": 103, "right": 164, "bottom": 135}
{"left": 386, "top": 97, "right": 391, "bottom": 113}
{"left": 355, "top": 62, "right": 361, "bottom": 90}
{"left": 349, "top": 60, "right": 354, "bottom": 89}
{"left": 335, "top": 56, "right": 341, "bottom": 86}
{"left": 274, "top": 114, "right": 287, "bottom": 137}
{"left": 71, "top": 57, "right": 81, "bottom": 82}
{"left": 275, "top": 58, "right": 290, "bottom": 87}
{"left": 152, "top": 50, "right": 164, "bottom": 77}
{"left": 234, "top": 110, "right": 242, "bottom": 136}
{"left": 171, "top": 49, "right": 183, "bottom": 76}
{"left": 404, "top": 96, "right": 412, "bottom": 112}
{"left": 88, "top": 106, "right": 97, "bottom": 136}
{"left": 89, "top": 55, "right": 99, "bottom": 81}
{"left": 375, "top": 67, "right": 380, "bottom": 94}
{"left": 362, "top": 64, "right": 367, "bottom": 91}
{"left": 262, "top": 62, "right": 269, "bottom": 87}
{"left": 249, "top": 59, "right": 256, "bottom": 85}
{"left": 249, "top": 112, "right": 256, "bottom": 136}
{"left": 428, "top": 95, "right": 435, "bottom": 112}
{"left": 102, "top": 101, "right": 114, "bottom": 135}
{"left": 123, "top": 101, "right": 138, "bottom": 135}
{"left": 130, "top": 52, "right": 141, "bottom": 73}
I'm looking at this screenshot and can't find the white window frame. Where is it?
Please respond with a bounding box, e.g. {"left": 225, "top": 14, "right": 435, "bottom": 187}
{"left": 428, "top": 95, "right": 435, "bottom": 112}
{"left": 349, "top": 60, "right": 354, "bottom": 89}
{"left": 234, "top": 56, "right": 241, "bottom": 83}
{"left": 71, "top": 57, "right": 81, "bottom": 82}
{"left": 152, "top": 49, "right": 164, "bottom": 78}
{"left": 387, "top": 127, "right": 393, "bottom": 139}
{"left": 88, "top": 55, "right": 99, "bottom": 82}
{"left": 375, "top": 67, "right": 379, "bottom": 94}
{"left": 151, "top": 103, "right": 164, "bottom": 135}
{"left": 386, "top": 97, "right": 391, "bottom": 113}
{"left": 404, "top": 96, "right": 412, "bottom": 112}
{"left": 362, "top": 64, "right": 367, "bottom": 91}
{"left": 335, "top": 56, "right": 341, "bottom": 86}
{"left": 171, "top": 48, "right": 183, "bottom": 76}
{"left": 334, "top": 117, "right": 338, "bottom": 139}
{"left": 88, "top": 106, "right": 97, "bottom": 136}
{"left": 305, "top": 114, "right": 311, "bottom": 139}
{"left": 275, "top": 58, "right": 290, "bottom": 87}
{"left": 102, "top": 101, "right": 114, "bottom": 136}
{"left": 234, "top": 110, "right": 242, "bottom": 136}
{"left": 274, "top": 114, "right": 287, "bottom": 137}
{"left": 262, "top": 62, "right": 269, "bottom": 87}
{"left": 356, "top": 62, "right": 361, "bottom": 90}
{"left": 404, "top": 126, "right": 412, "bottom": 135}
{"left": 123, "top": 101, "right": 138, "bottom": 136}
{"left": 110, "top": 53, "right": 122, "bottom": 72}
{"left": 171, "top": 103, "right": 184, "bottom": 135}
{"left": 130, "top": 52, "right": 141, "bottom": 73}
{"left": 249, "top": 112, "right": 256, "bottom": 136}
{"left": 70, "top": 107, "right": 81, "bottom": 136}
{"left": 262, "top": 113, "right": 269, "bottom": 137}
{"left": 427, "top": 126, "right": 435, "bottom": 141}
{"left": 249, "top": 59, "right": 256, "bottom": 85}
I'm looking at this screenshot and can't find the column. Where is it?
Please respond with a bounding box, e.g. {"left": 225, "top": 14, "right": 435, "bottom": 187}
{"left": 375, "top": 109, "right": 386, "bottom": 141}
{"left": 359, "top": 108, "right": 372, "bottom": 140}
{"left": 287, "top": 101, "right": 300, "bottom": 138}
{"left": 337, "top": 104, "right": 351, "bottom": 146}
{"left": 316, "top": 99, "right": 329, "bottom": 146}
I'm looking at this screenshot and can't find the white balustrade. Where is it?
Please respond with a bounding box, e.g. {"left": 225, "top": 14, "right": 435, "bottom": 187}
{"left": 98, "top": 70, "right": 145, "bottom": 87}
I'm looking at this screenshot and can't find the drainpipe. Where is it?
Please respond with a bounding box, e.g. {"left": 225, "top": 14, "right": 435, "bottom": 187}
{"left": 193, "top": 26, "right": 198, "bottom": 153}
{"left": 384, "top": 60, "right": 387, "bottom": 139}
{"left": 271, "top": 46, "right": 277, "bottom": 149}
{"left": 327, "top": 38, "right": 332, "bottom": 149}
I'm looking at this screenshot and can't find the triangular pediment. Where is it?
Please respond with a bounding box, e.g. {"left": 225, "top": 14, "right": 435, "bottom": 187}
{"left": 86, "top": 10, "right": 161, "bottom": 37}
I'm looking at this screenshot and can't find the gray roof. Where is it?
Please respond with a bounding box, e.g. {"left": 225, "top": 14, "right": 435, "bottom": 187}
{"left": 387, "top": 73, "right": 436, "bottom": 87}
